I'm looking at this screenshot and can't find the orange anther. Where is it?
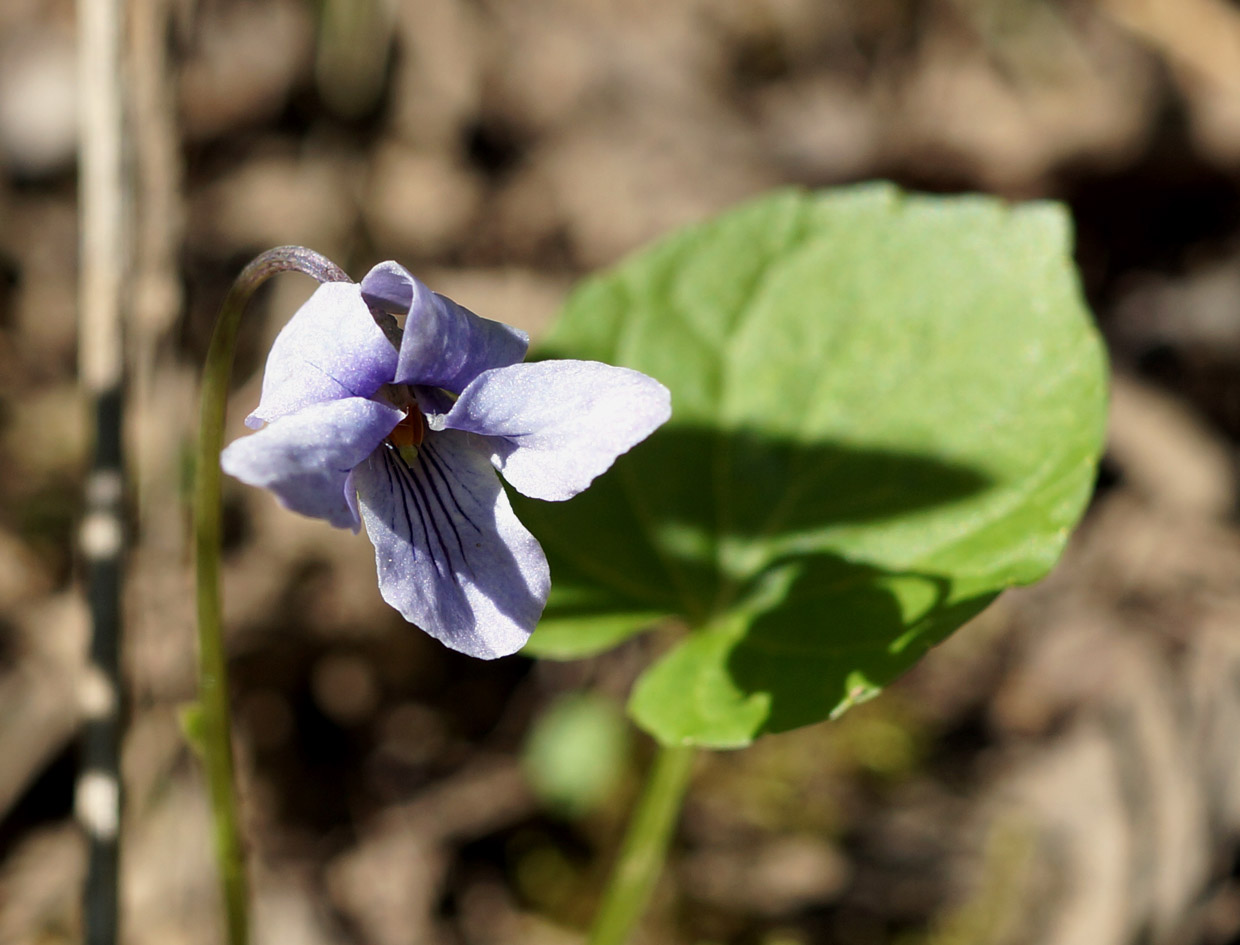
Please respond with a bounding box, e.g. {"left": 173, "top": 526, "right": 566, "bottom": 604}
{"left": 388, "top": 408, "right": 426, "bottom": 448}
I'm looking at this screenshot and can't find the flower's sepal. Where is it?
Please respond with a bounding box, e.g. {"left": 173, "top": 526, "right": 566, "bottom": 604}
{"left": 443, "top": 361, "right": 671, "bottom": 501}
{"left": 246, "top": 283, "right": 399, "bottom": 429}
{"left": 352, "top": 430, "right": 550, "bottom": 658}
{"left": 222, "top": 397, "right": 402, "bottom": 530}
{"left": 360, "top": 261, "right": 529, "bottom": 393}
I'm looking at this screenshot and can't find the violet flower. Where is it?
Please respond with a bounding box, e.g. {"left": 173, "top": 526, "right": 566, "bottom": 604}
{"left": 221, "top": 262, "right": 670, "bottom": 659}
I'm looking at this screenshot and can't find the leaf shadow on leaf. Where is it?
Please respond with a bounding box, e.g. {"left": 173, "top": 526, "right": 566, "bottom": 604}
{"left": 722, "top": 551, "right": 997, "bottom": 738}
{"left": 518, "top": 423, "right": 997, "bottom": 702}
{"left": 658, "top": 424, "right": 995, "bottom": 534}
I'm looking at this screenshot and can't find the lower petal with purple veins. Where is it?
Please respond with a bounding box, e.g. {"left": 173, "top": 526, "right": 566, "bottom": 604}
{"left": 352, "top": 429, "right": 550, "bottom": 658}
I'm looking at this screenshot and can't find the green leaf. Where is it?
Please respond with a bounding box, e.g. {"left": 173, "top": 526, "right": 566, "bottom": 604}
{"left": 519, "top": 185, "right": 1107, "bottom": 747}
{"left": 523, "top": 609, "right": 670, "bottom": 660}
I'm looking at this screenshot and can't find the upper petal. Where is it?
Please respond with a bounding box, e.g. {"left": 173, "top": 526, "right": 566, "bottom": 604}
{"left": 352, "top": 429, "right": 549, "bottom": 658}
{"left": 222, "top": 397, "right": 403, "bottom": 530}
{"left": 360, "top": 261, "right": 528, "bottom": 393}
{"left": 247, "top": 282, "right": 399, "bottom": 428}
{"left": 442, "top": 360, "right": 671, "bottom": 501}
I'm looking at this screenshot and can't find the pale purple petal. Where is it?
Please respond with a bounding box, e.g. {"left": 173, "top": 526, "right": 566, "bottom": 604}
{"left": 222, "top": 398, "right": 403, "bottom": 530}
{"left": 247, "top": 282, "right": 399, "bottom": 429}
{"left": 442, "top": 361, "right": 671, "bottom": 501}
{"left": 352, "top": 430, "right": 549, "bottom": 658}
{"left": 359, "top": 261, "right": 528, "bottom": 393}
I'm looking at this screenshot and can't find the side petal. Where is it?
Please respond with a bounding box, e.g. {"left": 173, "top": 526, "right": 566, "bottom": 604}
{"left": 352, "top": 430, "right": 549, "bottom": 658}
{"left": 247, "top": 282, "right": 399, "bottom": 428}
{"left": 442, "top": 361, "right": 671, "bottom": 501}
{"left": 360, "top": 261, "right": 528, "bottom": 393}
{"left": 222, "top": 397, "right": 403, "bottom": 530}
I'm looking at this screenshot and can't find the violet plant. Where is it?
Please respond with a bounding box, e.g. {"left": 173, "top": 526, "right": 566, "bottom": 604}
{"left": 221, "top": 260, "right": 669, "bottom": 657}
{"left": 192, "top": 185, "right": 1108, "bottom": 945}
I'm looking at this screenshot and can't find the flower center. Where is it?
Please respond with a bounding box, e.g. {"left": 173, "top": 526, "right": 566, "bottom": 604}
{"left": 388, "top": 408, "right": 426, "bottom": 449}
{"left": 378, "top": 384, "right": 427, "bottom": 465}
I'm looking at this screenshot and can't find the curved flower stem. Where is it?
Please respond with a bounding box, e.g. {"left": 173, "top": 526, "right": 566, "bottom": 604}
{"left": 194, "top": 247, "right": 348, "bottom": 945}
{"left": 588, "top": 742, "right": 695, "bottom": 945}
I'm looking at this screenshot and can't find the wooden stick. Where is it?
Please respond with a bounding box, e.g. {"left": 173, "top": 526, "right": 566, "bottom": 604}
{"left": 76, "top": 0, "right": 129, "bottom": 941}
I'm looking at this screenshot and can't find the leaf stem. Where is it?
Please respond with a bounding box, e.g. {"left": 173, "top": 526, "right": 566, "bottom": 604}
{"left": 587, "top": 742, "right": 695, "bottom": 945}
{"left": 193, "top": 247, "right": 348, "bottom": 945}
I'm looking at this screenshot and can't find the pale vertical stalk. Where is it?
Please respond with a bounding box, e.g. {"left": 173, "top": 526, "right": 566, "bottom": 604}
{"left": 195, "top": 247, "right": 348, "bottom": 945}
{"left": 587, "top": 743, "right": 695, "bottom": 945}
{"left": 76, "top": 0, "right": 128, "bottom": 943}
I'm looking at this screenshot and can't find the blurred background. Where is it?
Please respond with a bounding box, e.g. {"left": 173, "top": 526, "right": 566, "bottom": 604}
{"left": 3, "top": 0, "right": 1240, "bottom": 942}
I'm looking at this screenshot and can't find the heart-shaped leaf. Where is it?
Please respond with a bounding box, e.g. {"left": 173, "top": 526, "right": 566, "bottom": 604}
{"left": 519, "top": 185, "right": 1107, "bottom": 747}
